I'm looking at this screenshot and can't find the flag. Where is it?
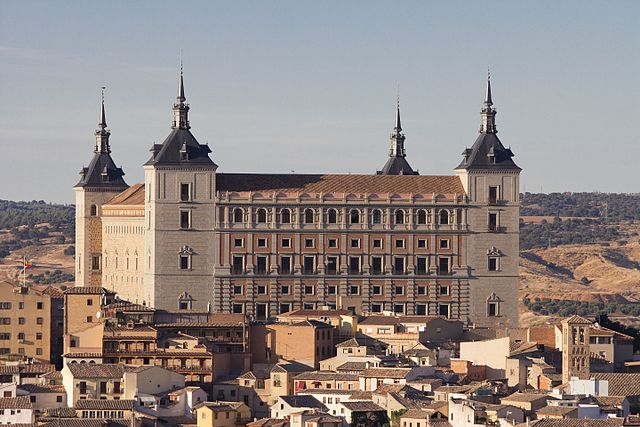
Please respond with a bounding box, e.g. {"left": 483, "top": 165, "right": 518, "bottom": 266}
{"left": 22, "top": 257, "right": 32, "bottom": 269}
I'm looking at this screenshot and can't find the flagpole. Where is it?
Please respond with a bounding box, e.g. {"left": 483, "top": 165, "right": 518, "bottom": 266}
{"left": 22, "top": 256, "right": 26, "bottom": 287}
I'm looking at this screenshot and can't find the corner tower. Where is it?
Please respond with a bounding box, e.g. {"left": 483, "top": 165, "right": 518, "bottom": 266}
{"left": 143, "top": 67, "right": 217, "bottom": 310}
{"left": 74, "top": 90, "right": 128, "bottom": 287}
{"left": 454, "top": 73, "right": 521, "bottom": 327}
{"left": 377, "top": 101, "right": 418, "bottom": 175}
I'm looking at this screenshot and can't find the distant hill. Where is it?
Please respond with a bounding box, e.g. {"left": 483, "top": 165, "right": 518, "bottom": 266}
{"left": 0, "top": 200, "right": 74, "bottom": 229}
{"left": 521, "top": 192, "right": 640, "bottom": 220}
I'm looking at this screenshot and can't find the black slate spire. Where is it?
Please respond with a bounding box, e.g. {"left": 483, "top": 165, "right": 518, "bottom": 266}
{"left": 377, "top": 98, "right": 418, "bottom": 175}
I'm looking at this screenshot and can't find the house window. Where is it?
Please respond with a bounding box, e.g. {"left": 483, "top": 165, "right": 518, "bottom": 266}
{"left": 439, "top": 285, "right": 449, "bottom": 296}
{"left": 395, "top": 210, "right": 405, "bottom": 224}
{"left": 327, "top": 209, "right": 338, "bottom": 224}
{"left": 440, "top": 239, "right": 450, "bottom": 249}
{"left": 256, "top": 209, "right": 267, "bottom": 223}
{"left": 233, "top": 208, "right": 243, "bottom": 223}
{"left": 282, "top": 238, "right": 291, "bottom": 248}
{"left": 439, "top": 210, "right": 449, "bottom": 225}
{"left": 438, "top": 303, "right": 450, "bottom": 318}
{"left": 372, "top": 285, "right": 382, "bottom": 295}
{"left": 395, "top": 239, "right": 405, "bottom": 248}
{"left": 281, "top": 209, "right": 291, "bottom": 224}
{"left": 371, "top": 303, "right": 382, "bottom": 313}
{"left": 90, "top": 204, "right": 97, "bottom": 216}
{"left": 304, "top": 285, "right": 314, "bottom": 295}
{"left": 178, "top": 294, "right": 192, "bottom": 310}
{"left": 91, "top": 255, "right": 101, "bottom": 271}
{"left": 438, "top": 257, "right": 450, "bottom": 274}
{"left": 488, "top": 257, "right": 499, "bottom": 271}
{"left": 280, "top": 256, "right": 292, "bottom": 274}
{"left": 257, "top": 285, "right": 267, "bottom": 295}
{"left": 179, "top": 254, "right": 191, "bottom": 270}
{"left": 371, "top": 257, "right": 383, "bottom": 275}
{"left": 416, "top": 303, "right": 427, "bottom": 315}
{"left": 234, "top": 238, "right": 243, "bottom": 247}
{"left": 417, "top": 239, "right": 427, "bottom": 248}
{"left": 232, "top": 255, "right": 244, "bottom": 274}
{"left": 280, "top": 303, "right": 291, "bottom": 314}
{"left": 304, "top": 209, "right": 315, "bottom": 224}
{"left": 395, "top": 286, "right": 404, "bottom": 296}
{"left": 36, "top": 317, "right": 43, "bottom": 324}
{"left": 348, "top": 257, "right": 360, "bottom": 274}
{"left": 180, "top": 183, "right": 191, "bottom": 202}
{"left": 327, "top": 285, "right": 337, "bottom": 295}
{"left": 393, "top": 303, "right": 404, "bottom": 314}
{"left": 394, "top": 257, "right": 405, "bottom": 274}
{"left": 305, "top": 238, "right": 315, "bottom": 248}
{"left": 257, "top": 238, "right": 267, "bottom": 248}
{"left": 326, "top": 256, "right": 338, "bottom": 274}
{"left": 373, "top": 239, "right": 382, "bottom": 248}
{"left": 328, "top": 238, "right": 337, "bottom": 248}
{"left": 417, "top": 210, "right": 427, "bottom": 224}
{"left": 303, "top": 256, "right": 315, "bottom": 274}
{"left": 488, "top": 186, "right": 498, "bottom": 205}
{"left": 415, "top": 257, "right": 427, "bottom": 274}
{"left": 372, "top": 209, "right": 382, "bottom": 224}
{"left": 417, "top": 286, "right": 426, "bottom": 295}
{"left": 281, "top": 285, "right": 290, "bottom": 295}
{"left": 488, "top": 302, "right": 498, "bottom": 317}
{"left": 256, "top": 303, "right": 267, "bottom": 320}
{"left": 488, "top": 212, "right": 498, "bottom": 231}
{"left": 349, "top": 285, "right": 360, "bottom": 295}
{"left": 232, "top": 304, "right": 244, "bottom": 314}
{"left": 233, "top": 285, "right": 243, "bottom": 295}
{"left": 179, "top": 210, "right": 191, "bottom": 229}
{"left": 350, "top": 239, "right": 360, "bottom": 248}
{"left": 350, "top": 209, "right": 360, "bottom": 224}
{"left": 256, "top": 256, "right": 268, "bottom": 274}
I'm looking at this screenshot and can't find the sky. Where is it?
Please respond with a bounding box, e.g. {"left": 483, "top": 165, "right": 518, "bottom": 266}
{"left": 0, "top": 1, "right": 639, "bottom": 203}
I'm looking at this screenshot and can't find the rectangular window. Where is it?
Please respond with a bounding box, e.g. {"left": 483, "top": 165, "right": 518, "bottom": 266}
{"left": 232, "top": 304, "right": 244, "bottom": 314}
{"left": 256, "top": 256, "right": 268, "bottom": 275}
{"left": 417, "top": 239, "right": 427, "bottom": 248}
{"left": 257, "top": 285, "right": 267, "bottom": 295}
{"left": 395, "top": 286, "right": 404, "bottom": 296}
{"left": 179, "top": 254, "right": 191, "bottom": 270}
{"left": 281, "top": 285, "right": 290, "bottom": 295}
{"left": 372, "top": 285, "right": 382, "bottom": 295}
{"left": 328, "top": 238, "right": 338, "bottom": 248}
{"left": 488, "top": 302, "right": 498, "bottom": 317}
{"left": 371, "top": 257, "right": 383, "bottom": 275}
{"left": 488, "top": 257, "right": 498, "bottom": 271}
{"left": 394, "top": 257, "right": 405, "bottom": 274}
{"left": 349, "top": 285, "right": 359, "bottom": 295}
{"left": 371, "top": 303, "right": 382, "bottom": 313}
{"left": 327, "top": 285, "right": 337, "bottom": 295}
{"left": 282, "top": 238, "right": 291, "bottom": 248}
{"left": 488, "top": 212, "right": 498, "bottom": 231}
{"left": 416, "top": 303, "right": 427, "bottom": 315}
{"left": 416, "top": 257, "right": 428, "bottom": 275}
{"left": 233, "top": 285, "right": 243, "bottom": 295}
{"left": 488, "top": 186, "right": 498, "bottom": 205}
{"left": 0, "top": 303, "right": 10, "bottom": 310}
{"left": 439, "top": 239, "right": 450, "bottom": 249}
{"left": 438, "top": 257, "right": 450, "bottom": 274}
{"left": 280, "top": 256, "right": 292, "bottom": 274}
{"left": 438, "top": 304, "right": 450, "bottom": 318}
{"left": 91, "top": 255, "right": 100, "bottom": 271}
{"left": 232, "top": 256, "right": 244, "bottom": 274}
{"left": 36, "top": 317, "right": 43, "bottom": 325}
{"left": 349, "top": 257, "right": 360, "bottom": 274}
{"left": 37, "top": 302, "right": 43, "bottom": 310}
{"left": 439, "top": 285, "right": 449, "bottom": 296}
{"left": 18, "top": 317, "right": 25, "bottom": 325}
{"left": 100, "top": 382, "right": 107, "bottom": 394}
{"left": 79, "top": 382, "right": 87, "bottom": 394}
{"left": 180, "top": 210, "right": 191, "bottom": 229}
{"left": 393, "top": 303, "right": 404, "bottom": 314}
{"left": 113, "top": 382, "right": 121, "bottom": 393}
{"left": 373, "top": 239, "right": 382, "bottom": 248}
{"left": 304, "top": 285, "right": 314, "bottom": 295}
{"left": 304, "top": 238, "right": 315, "bottom": 248}
{"left": 180, "top": 183, "right": 191, "bottom": 202}
{"left": 280, "top": 303, "right": 291, "bottom": 314}
{"left": 303, "top": 256, "right": 315, "bottom": 274}
{"left": 233, "top": 238, "right": 243, "bottom": 247}
{"left": 417, "top": 286, "right": 426, "bottom": 296}
{"left": 257, "top": 238, "right": 267, "bottom": 248}
{"left": 36, "top": 333, "right": 42, "bottom": 340}
{"left": 18, "top": 302, "right": 24, "bottom": 310}
{"left": 326, "top": 256, "right": 338, "bottom": 274}
{"left": 350, "top": 239, "right": 360, "bottom": 248}
{"left": 395, "top": 239, "right": 405, "bottom": 248}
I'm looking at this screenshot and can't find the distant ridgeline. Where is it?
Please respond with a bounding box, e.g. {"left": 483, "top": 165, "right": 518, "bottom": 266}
{"left": 0, "top": 199, "right": 74, "bottom": 229}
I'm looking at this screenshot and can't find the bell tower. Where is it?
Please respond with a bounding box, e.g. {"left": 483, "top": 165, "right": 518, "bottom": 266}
{"left": 74, "top": 89, "right": 128, "bottom": 286}
{"left": 562, "top": 315, "right": 591, "bottom": 384}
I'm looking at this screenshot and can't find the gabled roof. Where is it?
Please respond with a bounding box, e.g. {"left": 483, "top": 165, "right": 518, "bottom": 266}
{"left": 279, "top": 395, "right": 326, "bottom": 410}
{"left": 145, "top": 128, "right": 215, "bottom": 167}
{"left": 75, "top": 400, "right": 136, "bottom": 410}
{"left": 592, "top": 373, "right": 640, "bottom": 397}
{"left": 379, "top": 156, "right": 418, "bottom": 176}
{"left": 0, "top": 396, "right": 32, "bottom": 409}
{"left": 103, "top": 184, "right": 145, "bottom": 206}
{"left": 75, "top": 152, "right": 127, "bottom": 189}
{"left": 456, "top": 133, "right": 520, "bottom": 172}
{"left": 66, "top": 363, "right": 124, "bottom": 379}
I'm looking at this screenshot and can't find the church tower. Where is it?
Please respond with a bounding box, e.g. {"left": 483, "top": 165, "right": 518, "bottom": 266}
{"left": 74, "top": 91, "right": 128, "bottom": 287}
{"left": 562, "top": 315, "right": 591, "bottom": 384}
{"left": 454, "top": 74, "right": 521, "bottom": 327}
{"left": 143, "top": 67, "right": 217, "bottom": 310}
{"left": 377, "top": 101, "right": 418, "bottom": 175}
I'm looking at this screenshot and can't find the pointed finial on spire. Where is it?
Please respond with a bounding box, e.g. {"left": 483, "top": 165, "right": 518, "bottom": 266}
{"left": 485, "top": 67, "right": 493, "bottom": 107}
{"left": 395, "top": 85, "right": 402, "bottom": 132}
{"left": 177, "top": 53, "right": 186, "bottom": 102}
{"left": 99, "top": 86, "right": 107, "bottom": 130}
{"left": 172, "top": 54, "right": 190, "bottom": 130}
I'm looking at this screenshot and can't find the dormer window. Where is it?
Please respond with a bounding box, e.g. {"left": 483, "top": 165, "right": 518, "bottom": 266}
{"left": 487, "top": 147, "right": 496, "bottom": 164}
{"left": 180, "top": 142, "right": 189, "bottom": 161}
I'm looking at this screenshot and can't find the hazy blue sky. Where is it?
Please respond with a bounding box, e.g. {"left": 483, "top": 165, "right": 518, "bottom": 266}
{"left": 1, "top": 1, "right": 638, "bottom": 203}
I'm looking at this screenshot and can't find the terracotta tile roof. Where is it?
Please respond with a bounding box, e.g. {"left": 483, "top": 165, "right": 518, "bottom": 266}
{"left": 336, "top": 361, "right": 368, "bottom": 371}
{"left": 66, "top": 363, "right": 124, "bottom": 379}
{"left": 531, "top": 419, "right": 624, "bottom": 427}
{"left": 501, "top": 392, "right": 550, "bottom": 403}
{"left": 359, "top": 315, "right": 443, "bottom": 326}
{"left": 280, "top": 309, "right": 352, "bottom": 318}
{"left": 280, "top": 395, "right": 326, "bottom": 410}
{"left": 217, "top": 173, "right": 465, "bottom": 195}
{"left": 400, "top": 409, "right": 435, "bottom": 420}
{"left": 536, "top": 405, "right": 577, "bottom": 417}
{"left": 75, "top": 399, "right": 136, "bottom": 410}
{"left": 17, "top": 363, "right": 56, "bottom": 374}
{"left": 339, "top": 401, "right": 385, "bottom": 412}
{"left": 40, "top": 421, "right": 127, "bottom": 427}
{"left": 561, "top": 315, "right": 591, "bottom": 325}
{"left": 297, "top": 389, "right": 354, "bottom": 395}
{"left": 361, "top": 367, "right": 411, "bottom": 379}
{"left": 18, "top": 384, "right": 63, "bottom": 394}
{"left": 592, "top": 373, "right": 640, "bottom": 396}
{"left": 0, "top": 365, "right": 19, "bottom": 374}
{"left": 104, "top": 184, "right": 145, "bottom": 206}
{"left": 294, "top": 371, "right": 358, "bottom": 381}
{"left": 104, "top": 302, "right": 155, "bottom": 312}
{"left": 63, "top": 353, "right": 103, "bottom": 358}
{"left": 246, "top": 419, "right": 288, "bottom": 427}
{"left": 589, "top": 395, "right": 627, "bottom": 408}
{"left": 348, "top": 391, "right": 373, "bottom": 400}
{"left": 0, "top": 396, "right": 33, "bottom": 409}
{"left": 43, "top": 407, "right": 78, "bottom": 418}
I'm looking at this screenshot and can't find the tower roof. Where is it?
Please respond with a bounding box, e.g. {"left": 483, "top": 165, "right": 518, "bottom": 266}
{"left": 378, "top": 100, "right": 418, "bottom": 176}
{"left": 75, "top": 90, "right": 127, "bottom": 189}
{"left": 456, "top": 75, "right": 520, "bottom": 172}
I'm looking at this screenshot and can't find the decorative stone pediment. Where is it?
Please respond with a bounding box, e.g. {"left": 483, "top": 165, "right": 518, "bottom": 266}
{"left": 487, "top": 247, "right": 502, "bottom": 256}
{"left": 179, "top": 245, "right": 194, "bottom": 255}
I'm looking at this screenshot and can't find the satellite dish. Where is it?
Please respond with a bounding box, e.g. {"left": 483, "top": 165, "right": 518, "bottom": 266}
{"left": 95, "top": 311, "right": 102, "bottom": 319}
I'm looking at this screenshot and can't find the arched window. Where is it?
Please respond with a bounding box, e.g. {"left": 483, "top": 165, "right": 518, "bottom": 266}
{"left": 372, "top": 209, "right": 382, "bottom": 225}
{"left": 417, "top": 210, "right": 427, "bottom": 225}
{"left": 90, "top": 205, "right": 97, "bottom": 216}
{"left": 439, "top": 210, "right": 449, "bottom": 225}
{"left": 233, "top": 208, "right": 243, "bottom": 223}
{"left": 281, "top": 209, "right": 291, "bottom": 224}
{"left": 395, "top": 210, "right": 405, "bottom": 225}
{"left": 256, "top": 209, "right": 267, "bottom": 223}
{"left": 327, "top": 209, "right": 338, "bottom": 224}
{"left": 304, "top": 208, "right": 315, "bottom": 224}
{"left": 350, "top": 209, "right": 360, "bottom": 224}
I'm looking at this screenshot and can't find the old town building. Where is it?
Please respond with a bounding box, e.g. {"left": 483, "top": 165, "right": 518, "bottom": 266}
{"left": 74, "top": 72, "right": 521, "bottom": 328}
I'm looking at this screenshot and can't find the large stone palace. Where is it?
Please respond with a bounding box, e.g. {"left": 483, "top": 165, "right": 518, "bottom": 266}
{"left": 74, "top": 71, "right": 521, "bottom": 327}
